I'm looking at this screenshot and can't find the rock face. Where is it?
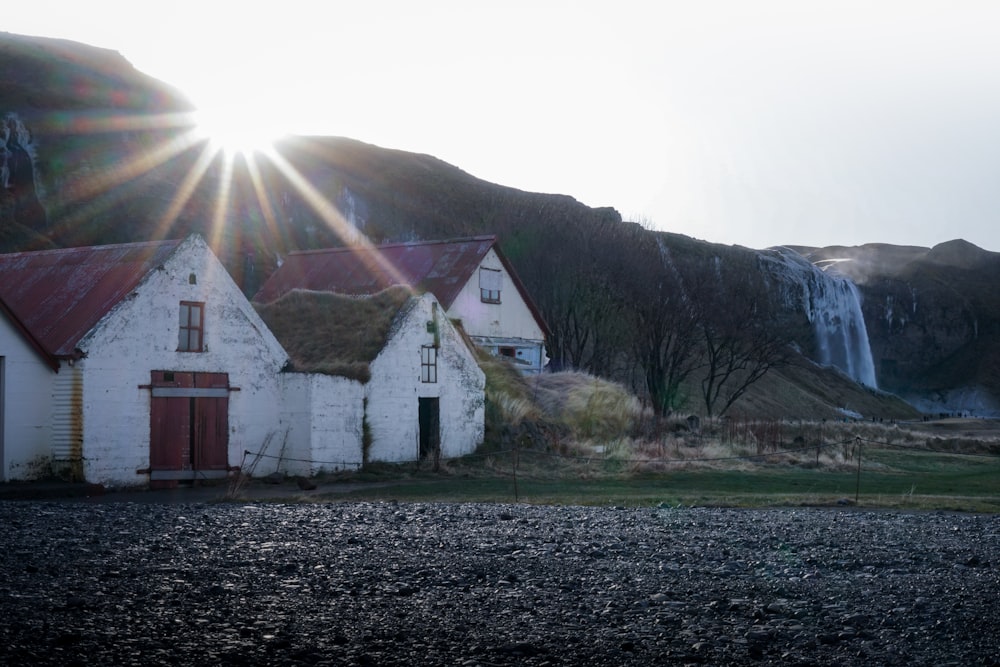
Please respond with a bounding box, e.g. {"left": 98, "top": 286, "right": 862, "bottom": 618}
{"left": 0, "top": 500, "right": 997, "bottom": 666}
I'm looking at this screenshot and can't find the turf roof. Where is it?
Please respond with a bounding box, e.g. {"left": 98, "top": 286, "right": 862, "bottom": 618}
{"left": 255, "top": 286, "right": 413, "bottom": 383}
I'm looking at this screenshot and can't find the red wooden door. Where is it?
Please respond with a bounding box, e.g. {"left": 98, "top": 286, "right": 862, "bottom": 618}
{"left": 194, "top": 372, "right": 229, "bottom": 471}
{"left": 149, "top": 371, "right": 229, "bottom": 486}
{"left": 150, "top": 371, "right": 193, "bottom": 481}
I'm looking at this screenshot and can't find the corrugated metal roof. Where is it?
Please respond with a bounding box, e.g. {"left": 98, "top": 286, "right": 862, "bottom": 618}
{"left": 254, "top": 235, "right": 550, "bottom": 338}
{"left": 0, "top": 239, "right": 182, "bottom": 358}
{"left": 254, "top": 236, "right": 497, "bottom": 308}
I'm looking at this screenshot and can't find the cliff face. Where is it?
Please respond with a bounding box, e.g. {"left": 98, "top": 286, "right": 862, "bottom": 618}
{"left": 2, "top": 32, "right": 996, "bottom": 417}
{"left": 795, "top": 241, "right": 1000, "bottom": 415}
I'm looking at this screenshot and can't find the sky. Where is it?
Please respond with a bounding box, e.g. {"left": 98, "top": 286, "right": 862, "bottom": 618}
{"left": 7, "top": 0, "right": 1000, "bottom": 251}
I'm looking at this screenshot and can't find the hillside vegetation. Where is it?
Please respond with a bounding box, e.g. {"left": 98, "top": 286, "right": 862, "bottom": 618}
{"left": 3, "top": 31, "right": 999, "bottom": 419}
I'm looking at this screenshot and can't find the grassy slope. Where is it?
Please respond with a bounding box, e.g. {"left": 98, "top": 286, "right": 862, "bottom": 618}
{"left": 727, "top": 356, "right": 922, "bottom": 421}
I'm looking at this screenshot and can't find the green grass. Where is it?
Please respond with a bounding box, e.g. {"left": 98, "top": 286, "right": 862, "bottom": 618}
{"left": 300, "top": 446, "right": 1000, "bottom": 513}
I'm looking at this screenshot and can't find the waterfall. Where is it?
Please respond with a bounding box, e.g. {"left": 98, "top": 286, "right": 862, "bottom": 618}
{"left": 809, "top": 275, "right": 878, "bottom": 387}
{"left": 762, "top": 248, "right": 878, "bottom": 388}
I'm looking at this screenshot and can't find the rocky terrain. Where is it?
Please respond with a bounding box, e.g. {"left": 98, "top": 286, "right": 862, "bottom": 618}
{"left": 1, "top": 500, "right": 997, "bottom": 665}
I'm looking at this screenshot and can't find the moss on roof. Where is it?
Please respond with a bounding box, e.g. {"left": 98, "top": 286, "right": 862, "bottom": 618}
{"left": 255, "top": 286, "right": 413, "bottom": 382}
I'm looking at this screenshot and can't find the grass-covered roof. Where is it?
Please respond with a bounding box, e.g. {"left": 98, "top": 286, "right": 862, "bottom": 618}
{"left": 255, "top": 286, "right": 413, "bottom": 382}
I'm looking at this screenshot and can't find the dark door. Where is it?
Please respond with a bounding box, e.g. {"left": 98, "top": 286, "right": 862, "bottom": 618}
{"left": 149, "top": 371, "right": 229, "bottom": 487}
{"left": 419, "top": 397, "right": 440, "bottom": 468}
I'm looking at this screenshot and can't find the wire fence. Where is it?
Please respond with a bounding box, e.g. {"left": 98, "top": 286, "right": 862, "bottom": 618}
{"left": 227, "top": 430, "right": 1000, "bottom": 505}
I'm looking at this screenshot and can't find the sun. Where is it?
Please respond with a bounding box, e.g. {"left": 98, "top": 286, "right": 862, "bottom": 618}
{"left": 193, "top": 104, "right": 287, "bottom": 156}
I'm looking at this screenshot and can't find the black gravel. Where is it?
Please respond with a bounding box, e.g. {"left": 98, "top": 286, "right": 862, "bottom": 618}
{"left": 1, "top": 501, "right": 997, "bottom": 666}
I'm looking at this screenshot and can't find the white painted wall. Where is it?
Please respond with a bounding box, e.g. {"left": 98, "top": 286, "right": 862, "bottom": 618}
{"left": 75, "top": 235, "right": 290, "bottom": 486}
{"left": 448, "top": 248, "right": 545, "bottom": 342}
{"left": 446, "top": 248, "right": 547, "bottom": 372}
{"left": 279, "top": 372, "right": 364, "bottom": 475}
{"left": 0, "top": 313, "right": 54, "bottom": 480}
{"left": 366, "top": 294, "right": 484, "bottom": 462}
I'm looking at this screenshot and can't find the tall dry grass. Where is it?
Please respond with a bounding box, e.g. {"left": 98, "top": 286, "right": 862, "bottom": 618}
{"left": 476, "top": 358, "right": 1000, "bottom": 474}
{"left": 531, "top": 372, "right": 641, "bottom": 441}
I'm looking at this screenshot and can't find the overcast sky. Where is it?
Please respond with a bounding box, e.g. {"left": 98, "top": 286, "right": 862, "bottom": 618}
{"left": 7, "top": 0, "right": 1000, "bottom": 251}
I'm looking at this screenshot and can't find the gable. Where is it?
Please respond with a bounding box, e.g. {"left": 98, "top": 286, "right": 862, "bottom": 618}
{"left": 72, "top": 235, "right": 289, "bottom": 370}
{"left": 0, "top": 296, "right": 57, "bottom": 370}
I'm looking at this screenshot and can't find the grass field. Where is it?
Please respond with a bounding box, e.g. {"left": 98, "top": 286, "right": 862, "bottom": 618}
{"left": 303, "top": 420, "right": 1000, "bottom": 513}
{"left": 341, "top": 366, "right": 988, "bottom": 511}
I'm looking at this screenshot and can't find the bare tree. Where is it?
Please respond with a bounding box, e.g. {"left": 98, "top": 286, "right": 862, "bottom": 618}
{"left": 695, "top": 261, "right": 792, "bottom": 418}
{"left": 505, "top": 215, "right": 630, "bottom": 374}
{"left": 624, "top": 233, "right": 702, "bottom": 416}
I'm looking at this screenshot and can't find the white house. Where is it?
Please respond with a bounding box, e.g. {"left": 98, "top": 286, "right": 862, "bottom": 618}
{"left": 254, "top": 235, "right": 551, "bottom": 374}
{"left": 0, "top": 298, "right": 55, "bottom": 481}
{"left": 257, "top": 287, "right": 485, "bottom": 474}
{"left": 0, "top": 234, "right": 290, "bottom": 487}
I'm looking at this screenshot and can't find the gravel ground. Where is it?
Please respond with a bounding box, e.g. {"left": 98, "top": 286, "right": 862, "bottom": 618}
{"left": 0, "top": 500, "right": 997, "bottom": 666}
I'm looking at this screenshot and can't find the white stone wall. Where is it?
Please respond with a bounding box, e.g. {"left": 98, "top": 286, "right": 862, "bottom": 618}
{"left": 365, "top": 294, "right": 484, "bottom": 463}
{"left": 276, "top": 373, "right": 312, "bottom": 477}
{"left": 75, "top": 235, "right": 289, "bottom": 487}
{"left": 0, "top": 313, "right": 54, "bottom": 480}
{"left": 279, "top": 372, "right": 364, "bottom": 475}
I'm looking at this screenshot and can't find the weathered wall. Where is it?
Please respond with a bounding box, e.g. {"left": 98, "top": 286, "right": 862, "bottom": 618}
{"left": 75, "top": 235, "right": 289, "bottom": 486}
{"left": 0, "top": 313, "right": 54, "bottom": 480}
{"left": 280, "top": 372, "right": 364, "bottom": 475}
{"left": 276, "top": 373, "right": 312, "bottom": 477}
{"left": 366, "top": 294, "right": 484, "bottom": 462}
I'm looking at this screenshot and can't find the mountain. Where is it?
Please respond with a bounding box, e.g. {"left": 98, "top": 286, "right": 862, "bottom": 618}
{"left": 1, "top": 32, "right": 994, "bottom": 419}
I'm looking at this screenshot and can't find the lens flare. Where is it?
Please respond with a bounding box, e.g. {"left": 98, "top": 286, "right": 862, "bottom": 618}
{"left": 193, "top": 105, "right": 286, "bottom": 156}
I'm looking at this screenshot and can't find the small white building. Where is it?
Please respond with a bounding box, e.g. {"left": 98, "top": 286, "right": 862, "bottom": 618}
{"left": 257, "top": 287, "right": 485, "bottom": 474}
{"left": 254, "top": 235, "right": 551, "bottom": 374}
{"left": 0, "top": 235, "right": 290, "bottom": 487}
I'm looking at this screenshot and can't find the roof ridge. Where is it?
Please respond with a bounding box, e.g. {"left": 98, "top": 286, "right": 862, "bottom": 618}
{"left": 287, "top": 235, "right": 496, "bottom": 257}
{"left": 0, "top": 238, "right": 183, "bottom": 258}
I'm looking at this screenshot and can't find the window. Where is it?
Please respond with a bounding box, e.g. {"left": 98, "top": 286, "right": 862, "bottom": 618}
{"left": 178, "top": 301, "right": 205, "bottom": 352}
{"left": 421, "top": 345, "right": 437, "bottom": 383}
{"left": 479, "top": 267, "right": 502, "bottom": 303}
{"left": 499, "top": 346, "right": 516, "bottom": 358}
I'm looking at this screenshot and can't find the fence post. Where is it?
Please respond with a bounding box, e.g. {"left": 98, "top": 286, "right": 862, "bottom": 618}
{"left": 854, "top": 436, "right": 862, "bottom": 504}
{"left": 512, "top": 440, "right": 520, "bottom": 503}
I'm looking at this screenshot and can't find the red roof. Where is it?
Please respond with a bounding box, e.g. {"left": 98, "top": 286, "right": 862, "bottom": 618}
{"left": 254, "top": 236, "right": 492, "bottom": 307}
{"left": 0, "top": 239, "right": 182, "bottom": 361}
{"left": 255, "top": 235, "right": 549, "bottom": 337}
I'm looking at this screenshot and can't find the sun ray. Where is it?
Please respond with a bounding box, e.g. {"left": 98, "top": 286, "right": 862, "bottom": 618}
{"left": 264, "top": 146, "right": 414, "bottom": 291}
{"left": 43, "top": 128, "right": 207, "bottom": 242}
{"left": 207, "top": 149, "right": 236, "bottom": 254}
{"left": 150, "top": 140, "right": 219, "bottom": 242}
{"left": 36, "top": 110, "right": 198, "bottom": 136}
{"left": 263, "top": 148, "right": 362, "bottom": 244}
{"left": 242, "top": 150, "right": 287, "bottom": 259}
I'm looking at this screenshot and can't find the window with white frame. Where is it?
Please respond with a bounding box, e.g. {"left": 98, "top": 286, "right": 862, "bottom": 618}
{"left": 479, "top": 267, "right": 502, "bottom": 303}
{"left": 421, "top": 345, "right": 438, "bottom": 383}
